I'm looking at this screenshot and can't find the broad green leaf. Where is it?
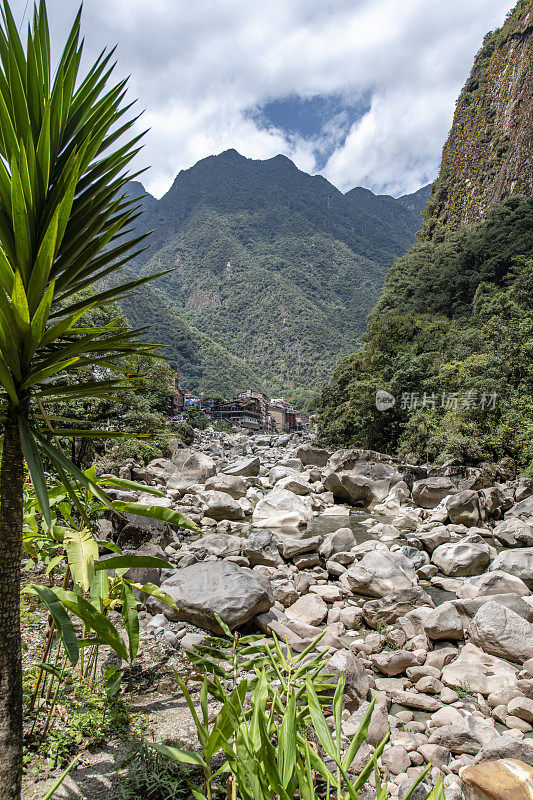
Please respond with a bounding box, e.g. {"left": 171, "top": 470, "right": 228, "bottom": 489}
{"left": 121, "top": 582, "right": 139, "bottom": 661}
{"left": 24, "top": 584, "right": 78, "bottom": 666}
{"left": 64, "top": 527, "right": 98, "bottom": 591}
{"left": 109, "top": 501, "right": 201, "bottom": 533}
{"left": 94, "top": 555, "right": 171, "bottom": 572}
{"left": 148, "top": 742, "right": 206, "bottom": 768}
{"left": 104, "top": 668, "right": 123, "bottom": 698}
{"left": 54, "top": 589, "right": 128, "bottom": 661}
{"left": 96, "top": 475, "right": 163, "bottom": 496}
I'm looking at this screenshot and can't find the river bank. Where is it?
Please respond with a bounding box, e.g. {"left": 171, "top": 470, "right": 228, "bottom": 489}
{"left": 31, "top": 429, "right": 533, "bottom": 799}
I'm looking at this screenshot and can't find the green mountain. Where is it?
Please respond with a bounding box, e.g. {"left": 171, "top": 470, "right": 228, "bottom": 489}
{"left": 115, "top": 271, "right": 264, "bottom": 397}
{"left": 318, "top": 0, "right": 533, "bottom": 472}
{"left": 121, "top": 151, "right": 425, "bottom": 397}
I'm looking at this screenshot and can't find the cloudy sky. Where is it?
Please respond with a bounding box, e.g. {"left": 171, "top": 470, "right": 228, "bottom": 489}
{"left": 12, "top": 0, "right": 515, "bottom": 197}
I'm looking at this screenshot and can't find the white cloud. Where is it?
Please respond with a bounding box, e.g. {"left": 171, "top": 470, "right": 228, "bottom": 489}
{"left": 9, "top": 0, "right": 516, "bottom": 196}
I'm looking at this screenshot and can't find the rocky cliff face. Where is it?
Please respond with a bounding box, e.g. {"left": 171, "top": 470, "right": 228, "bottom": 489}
{"left": 423, "top": 0, "right": 533, "bottom": 238}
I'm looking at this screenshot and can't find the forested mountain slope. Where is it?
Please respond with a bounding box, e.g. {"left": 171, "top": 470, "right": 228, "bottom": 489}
{"left": 318, "top": 0, "right": 533, "bottom": 472}
{"left": 422, "top": 0, "right": 533, "bottom": 238}
{"left": 120, "top": 151, "right": 425, "bottom": 396}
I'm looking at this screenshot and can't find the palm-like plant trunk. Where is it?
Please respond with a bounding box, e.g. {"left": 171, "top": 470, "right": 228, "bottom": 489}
{"left": 0, "top": 412, "right": 24, "bottom": 800}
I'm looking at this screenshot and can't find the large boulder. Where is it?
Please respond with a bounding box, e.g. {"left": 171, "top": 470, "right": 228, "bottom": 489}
{"left": 172, "top": 449, "right": 217, "bottom": 480}
{"left": 492, "top": 518, "right": 533, "bottom": 548}
{"left": 490, "top": 548, "right": 533, "bottom": 589}
{"left": 412, "top": 477, "right": 456, "bottom": 508}
{"left": 319, "top": 527, "right": 356, "bottom": 559}
{"left": 431, "top": 541, "right": 490, "bottom": 577}
{"left": 362, "top": 587, "right": 434, "bottom": 628}
{"left": 252, "top": 488, "right": 313, "bottom": 528}
{"left": 461, "top": 759, "right": 533, "bottom": 800}
{"left": 445, "top": 490, "right": 480, "bottom": 526}
{"left": 453, "top": 593, "right": 533, "bottom": 624}
{"left": 441, "top": 643, "right": 519, "bottom": 696}
{"left": 204, "top": 474, "right": 247, "bottom": 499}
{"left": 325, "top": 649, "right": 372, "bottom": 710}
{"left": 242, "top": 529, "right": 282, "bottom": 567}
{"left": 424, "top": 602, "right": 464, "bottom": 641}
{"left": 457, "top": 570, "right": 531, "bottom": 599}
{"left": 200, "top": 490, "right": 245, "bottom": 521}
{"left": 343, "top": 550, "right": 417, "bottom": 598}
{"left": 506, "top": 496, "right": 533, "bottom": 522}
{"left": 468, "top": 601, "right": 533, "bottom": 664}
{"left": 275, "top": 475, "right": 313, "bottom": 495}
{"left": 189, "top": 533, "right": 242, "bottom": 559}
{"left": 144, "top": 458, "right": 178, "bottom": 484}
{"left": 223, "top": 457, "right": 261, "bottom": 477}
{"left": 474, "top": 738, "right": 533, "bottom": 766}
{"left": 323, "top": 471, "right": 393, "bottom": 507}
{"left": 285, "top": 594, "right": 328, "bottom": 626}
{"left": 148, "top": 561, "right": 273, "bottom": 633}
{"left": 296, "top": 443, "right": 329, "bottom": 467}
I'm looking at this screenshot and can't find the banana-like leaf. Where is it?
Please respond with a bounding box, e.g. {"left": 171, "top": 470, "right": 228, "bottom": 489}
{"left": 121, "top": 582, "right": 139, "bottom": 661}
{"left": 64, "top": 527, "right": 98, "bottom": 591}
{"left": 110, "top": 501, "right": 201, "bottom": 532}
{"left": 94, "top": 554, "right": 172, "bottom": 572}
{"left": 24, "top": 584, "right": 78, "bottom": 666}
{"left": 54, "top": 588, "right": 128, "bottom": 661}
{"left": 96, "top": 476, "right": 164, "bottom": 496}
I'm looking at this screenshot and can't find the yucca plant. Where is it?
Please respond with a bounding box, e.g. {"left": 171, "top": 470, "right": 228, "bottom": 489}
{"left": 0, "top": 2, "right": 164, "bottom": 796}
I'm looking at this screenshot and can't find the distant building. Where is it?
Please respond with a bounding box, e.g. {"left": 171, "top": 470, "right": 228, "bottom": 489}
{"left": 169, "top": 373, "right": 185, "bottom": 415}
{"left": 236, "top": 390, "right": 271, "bottom": 430}
{"left": 212, "top": 396, "right": 262, "bottom": 429}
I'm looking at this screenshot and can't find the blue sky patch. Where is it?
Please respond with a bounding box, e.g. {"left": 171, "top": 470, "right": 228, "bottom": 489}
{"left": 247, "top": 92, "right": 371, "bottom": 170}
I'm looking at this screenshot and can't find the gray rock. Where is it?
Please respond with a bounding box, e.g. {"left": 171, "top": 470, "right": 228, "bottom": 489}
{"left": 296, "top": 443, "right": 329, "bottom": 467}
{"left": 148, "top": 561, "right": 273, "bottom": 633}
{"left": 326, "top": 649, "right": 371, "bottom": 710}
{"left": 473, "top": 736, "right": 533, "bottom": 766}
{"left": 424, "top": 602, "right": 464, "bottom": 641}
{"left": 468, "top": 601, "right": 533, "bottom": 663}
{"left": 441, "top": 643, "right": 519, "bottom": 696}
{"left": 371, "top": 650, "right": 422, "bottom": 677}
{"left": 285, "top": 594, "right": 328, "bottom": 626}
{"left": 319, "top": 528, "right": 356, "bottom": 559}
{"left": 492, "top": 518, "right": 533, "bottom": 548}
{"left": 344, "top": 550, "right": 417, "bottom": 598}
{"left": 279, "top": 535, "right": 322, "bottom": 559}
{"left": 172, "top": 449, "right": 217, "bottom": 480}
{"left": 242, "top": 529, "right": 282, "bottom": 567}
{"left": 204, "top": 474, "right": 247, "bottom": 499}
{"left": 490, "top": 548, "right": 533, "bottom": 588}
{"left": 201, "top": 490, "right": 245, "bottom": 521}
{"left": 431, "top": 541, "right": 490, "bottom": 577}
{"left": 252, "top": 488, "right": 313, "bottom": 528}
{"left": 456, "top": 570, "right": 531, "bottom": 598}
{"left": 223, "top": 456, "right": 261, "bottom": 477}
{"left": 428, "top": 725, "right": 481, "bottom": 755}
{"left": 507, "top": 496, "right": 533, "bottom": 522}
{"left": 445, "top": 490, "right": 480, "bottom": 526}
{"left": 275, "top": 475, "right": 313, "bottom": 495}
{"left": 399, "top": 546, "right": 429, "bottom": 570}
{"left": 362, "top": 587, "right": 434, "bottom": 629}
{"left": 412, "top": 477, "right": 457, "bottom": 508}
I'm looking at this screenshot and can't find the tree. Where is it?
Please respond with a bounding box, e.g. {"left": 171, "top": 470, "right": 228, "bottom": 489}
{"left": 0, "top": 3, "right": 161, "bottom": 796}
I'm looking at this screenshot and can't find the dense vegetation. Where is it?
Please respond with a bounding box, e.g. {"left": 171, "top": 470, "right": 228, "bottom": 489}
{"left": 121, "top": 151, "right": 426, "bottom": 397}
{"left": 318, "top": 198, "right": 533, "bottom": 472}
